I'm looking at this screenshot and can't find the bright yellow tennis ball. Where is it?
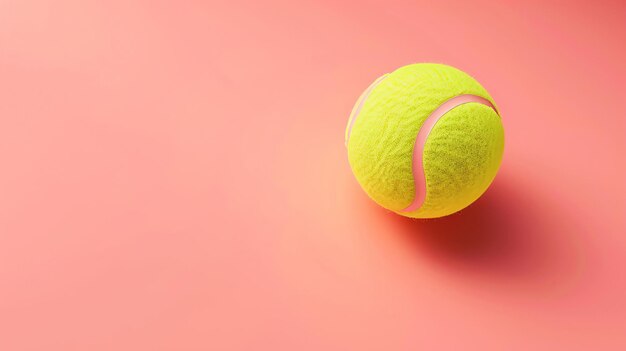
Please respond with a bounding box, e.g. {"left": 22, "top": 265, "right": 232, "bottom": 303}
{"left": 345, "top": 63, "right": 504, "bottom": 218}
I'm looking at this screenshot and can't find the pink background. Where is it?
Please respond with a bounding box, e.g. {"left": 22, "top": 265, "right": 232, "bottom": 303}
{"left": 1, "top": 0, "right": 625, "bottom": 350}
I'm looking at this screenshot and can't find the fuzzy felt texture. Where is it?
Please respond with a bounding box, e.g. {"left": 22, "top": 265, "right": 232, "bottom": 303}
{"left": 412, "top": 103, "right": 503, "bottom": 217}
{"left": 346, "top": 63, "right": 504, "bottom": 218}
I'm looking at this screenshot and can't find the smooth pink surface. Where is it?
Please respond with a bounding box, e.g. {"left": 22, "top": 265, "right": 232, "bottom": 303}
{"left": 0, "top": 1, "right": 625, "bottom": 350}
{"left": 402, "top": 94, "right": 498, "bottom": 212}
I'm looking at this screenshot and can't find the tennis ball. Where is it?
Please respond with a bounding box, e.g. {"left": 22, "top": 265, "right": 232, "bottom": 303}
{"left": 345, "top": 63, "right": 504, "bottom": 218}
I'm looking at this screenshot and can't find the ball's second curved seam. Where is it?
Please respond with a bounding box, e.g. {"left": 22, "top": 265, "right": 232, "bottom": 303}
{"left": 401, "top": 95, "right": 499, "bottom": 213}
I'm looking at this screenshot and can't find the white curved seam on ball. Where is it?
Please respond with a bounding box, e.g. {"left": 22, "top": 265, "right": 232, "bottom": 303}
{"left": 345, "top": 75, "right": 388, "bottom": 146}
{"left": 401, "top": 94, "right": 499, "bottom": 213}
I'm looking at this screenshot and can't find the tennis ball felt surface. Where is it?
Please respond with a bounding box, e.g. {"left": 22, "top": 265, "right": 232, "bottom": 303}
{"left": 345, "top": 63, "right": 504, "bottom": 219}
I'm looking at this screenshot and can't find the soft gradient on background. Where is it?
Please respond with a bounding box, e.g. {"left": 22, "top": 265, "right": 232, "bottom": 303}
{"left": 1, "top": 0, "right": 625, "bottom": 350}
